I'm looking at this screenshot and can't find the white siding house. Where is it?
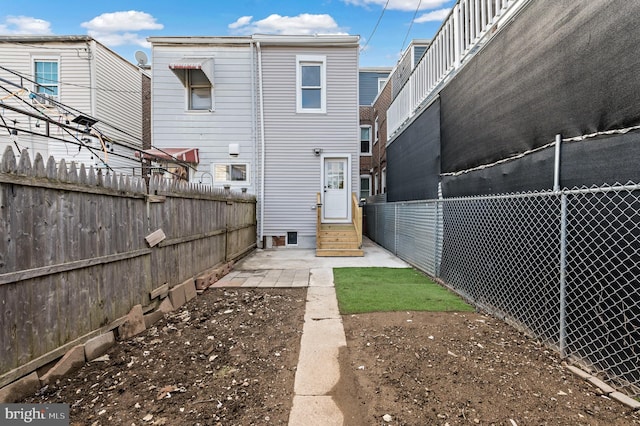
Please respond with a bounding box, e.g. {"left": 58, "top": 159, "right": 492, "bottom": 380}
{"left": 0, "top": 36, "right": 146, "bottom": 174}
{"left": 149, "top": 35, "right": 360, "bottom": 248}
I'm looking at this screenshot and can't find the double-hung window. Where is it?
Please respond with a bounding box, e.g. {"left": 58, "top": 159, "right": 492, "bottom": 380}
{"left": 360, "top": 125, "right": 372, "bottom": 155}
{"left": 296, "top": 55, "right": 326, "bottom": 113}
{"left": 188, "top": 69, "right": 212, "bottom": 110}
{"left": 360, "top": 175, "right": 372, "bottom": 199}
{"left": 34, "top": 59, "right": 59, "bottom": 99}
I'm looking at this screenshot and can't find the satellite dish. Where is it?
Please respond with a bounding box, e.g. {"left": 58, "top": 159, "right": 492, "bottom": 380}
{"left": 135, "top": 51, "right": 149, "bottom": 67}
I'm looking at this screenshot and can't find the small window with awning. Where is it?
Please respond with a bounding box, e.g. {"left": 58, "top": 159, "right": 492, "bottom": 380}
{"left": 169, "top": 59, "right": 215, "bottom": 111}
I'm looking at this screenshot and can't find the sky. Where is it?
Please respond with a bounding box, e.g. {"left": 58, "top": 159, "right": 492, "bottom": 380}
{"left": 0, "top": 0, "right": 456, "bottom": 67}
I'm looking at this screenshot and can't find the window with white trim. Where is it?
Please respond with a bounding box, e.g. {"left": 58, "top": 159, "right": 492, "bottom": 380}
{"left": 377, "top": 78, "right": 387, "bottom": 93}
{"left": 374, "top": 117, "right": 379, "bottom": 144}
{"left": 188, "top": 69, "right": 212, "bottom": 110}
{"left": 360, "top": 125, "right": 372, "bottom": 155}
{"left": 34, "top": 59, "right": 59, "bottom": 100}
{"left": 360, "top": 175, "right": 371, "bottom": 199}
{"left": 213, "top": 163, "right": 249, "bottom": 184}
{"left": 296, "top": 55, "right": 326, "bottom": 113}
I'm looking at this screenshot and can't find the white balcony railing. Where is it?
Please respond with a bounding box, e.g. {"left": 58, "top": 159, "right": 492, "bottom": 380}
{"left": 387, "top": 0, "right": 529, "bottom": 138}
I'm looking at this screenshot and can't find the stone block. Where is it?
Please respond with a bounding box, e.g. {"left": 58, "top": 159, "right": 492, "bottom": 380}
{"left": 0, "top": 372, "right": 40, "bottom": 403}
{"left": 84, "top": 331, "right": 115, "bottom": 361}
{"left": 169, "top": 284, "right": 187, "bottom": 309}
{"left": 587, "top": 376, "right": 615, "bottom": 394}
{"left": 565, "top": 365, "right": 592, "bottom": 380}
{"left": 183, "top": 278, "right": 197, "bottom": 302}
{"left": 117, "top": 304, "right": 146, "bottom": 339}
{"left": 158, "top": 297, "right": 174, "bottom": 314}
{"left": 144, "top": 309, "right": 165, "bottom": 328}
{"left": 609, "top": 391, "right": 640, "bottom": 410}
{"left": 40, "top": 345, "right": 85, "bottom": 386}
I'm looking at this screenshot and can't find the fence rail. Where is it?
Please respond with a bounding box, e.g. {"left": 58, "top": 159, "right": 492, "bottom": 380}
{"left": 0, "top": 147, "right": 256, "bottom": 380}
{"left": 388, "top": 0, "right": 528, "bottom": 137}
{"left": 365, "top": 182, "right": 640, "bottom": 398}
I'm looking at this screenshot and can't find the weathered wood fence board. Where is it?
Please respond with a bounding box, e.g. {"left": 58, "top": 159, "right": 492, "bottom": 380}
{"left": 0, "top": 147, "right": 256, "bottom": 380}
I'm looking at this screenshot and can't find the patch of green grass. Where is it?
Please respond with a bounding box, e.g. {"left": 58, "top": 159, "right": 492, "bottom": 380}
{"left": 333, "top": 267, "right": 474, "bottom": 315}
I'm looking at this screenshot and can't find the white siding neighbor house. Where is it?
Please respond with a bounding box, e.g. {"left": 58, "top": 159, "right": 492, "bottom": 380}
{"left": 0, "top": 36, "right": 147, "bottom": 174}
{"left": 149, "top": 35, "right": 361, "bottom": 250}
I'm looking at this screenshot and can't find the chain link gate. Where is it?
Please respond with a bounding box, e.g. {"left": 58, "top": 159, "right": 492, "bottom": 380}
{"left": 364, "top": 183, "right": 640, "bottom": 397}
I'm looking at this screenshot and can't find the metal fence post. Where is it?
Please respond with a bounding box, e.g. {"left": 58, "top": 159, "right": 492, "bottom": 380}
{"left": 559, "top": 192, "right": 568, "bottom": 357}
{"left": 395, "top": 203, "right": 399, "bottom": 254}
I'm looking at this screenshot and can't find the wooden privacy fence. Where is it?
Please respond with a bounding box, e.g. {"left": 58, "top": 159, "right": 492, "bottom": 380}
{"left": 0, "top": 147, "right": 256, "bottom": 382}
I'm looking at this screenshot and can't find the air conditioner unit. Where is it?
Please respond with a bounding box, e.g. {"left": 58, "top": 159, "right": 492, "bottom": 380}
{"left": 32, "top": 92, "right": 56, "bottom": 107}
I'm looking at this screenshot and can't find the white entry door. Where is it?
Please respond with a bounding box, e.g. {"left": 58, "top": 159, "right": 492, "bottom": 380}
{"left": 322, "top": 157, "right": 350, "bottom": 222}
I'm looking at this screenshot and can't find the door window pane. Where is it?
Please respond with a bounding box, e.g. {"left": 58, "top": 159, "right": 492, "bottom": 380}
{"left": 325, "top": 161, "right": 345, "bottom": 189}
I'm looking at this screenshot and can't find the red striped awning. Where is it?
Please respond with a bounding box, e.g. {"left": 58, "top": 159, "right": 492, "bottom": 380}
{"left": 169, "top": 58, "right": 214, "bottom": 86}
{"left": 139, "top": 147, "right": 200, "bottom": 164}
{"left": 169, "top": 60, "right": 202, "bottom": 70}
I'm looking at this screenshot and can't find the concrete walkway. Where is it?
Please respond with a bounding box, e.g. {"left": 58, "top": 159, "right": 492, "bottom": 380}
{"left": 223, "top": 238, "right": 409, "bottom": 425}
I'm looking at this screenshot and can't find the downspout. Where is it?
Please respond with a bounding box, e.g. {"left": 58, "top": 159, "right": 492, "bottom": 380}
{"left": 88, "top": 40, "right": 97, "bottom": 120}
{"left": 256, "top": 41, "right": 266, "bottom": 246}
{"left": 250, "top": 40, "right": 257, "bottom": 240}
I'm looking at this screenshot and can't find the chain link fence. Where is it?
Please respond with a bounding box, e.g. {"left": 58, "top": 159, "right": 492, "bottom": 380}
{"left": 364, "top": 183, "right": 640, "bottom": 397}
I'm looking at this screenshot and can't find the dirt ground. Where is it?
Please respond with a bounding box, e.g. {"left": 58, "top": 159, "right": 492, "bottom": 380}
{"left": 23, "top": 287, "right": 639, "bottom": 425}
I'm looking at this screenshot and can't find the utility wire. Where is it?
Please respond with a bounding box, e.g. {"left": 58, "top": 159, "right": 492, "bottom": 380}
{"left": 400, "top": 0, "right": 423, "bottom": 53}
{"left": 0, "top": 69, "right": 199, "bottom": 173}
{"left": 361, "top": 0, "right": 391, "bottom": 52}
{"left": 0, "top": 81, "right": 196, "bottom": 173}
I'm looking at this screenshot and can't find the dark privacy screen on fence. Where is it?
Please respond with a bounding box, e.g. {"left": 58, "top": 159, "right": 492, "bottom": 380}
{"left": 442, "top": 131, "right": 640, "bottom": 197}
{"left": 439, "top": 0, "right": 640, "bottom": 176}
{"left": 387, "top": 99, "right": 440, "bottom": 202}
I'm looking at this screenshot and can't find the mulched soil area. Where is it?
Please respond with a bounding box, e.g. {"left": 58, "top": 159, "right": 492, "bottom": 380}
{"left": 21, "top": 288, "right": 639, "bottom": 425}
{"left": 23, "top": 288, "right": 306, "bottom": 426}
{"left": 339, "top": 311, "right": 640, "bottom": 426}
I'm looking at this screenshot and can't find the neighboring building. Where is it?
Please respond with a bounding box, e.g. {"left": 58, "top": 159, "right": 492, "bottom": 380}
{"left": 0, "top": 36, "right": 148, "bottom": 174}
{"left": 359, "top": 67, "right": 391, "bottom": 200}
{"left": 390, "top": 39, "right": 430, "bottom": 101}
{"left": 361, "top": 41, "right": 431, "bottom": 199}
{"left": 149, "top": 35, "right": 360, "bottom": 249}
{"left": 371, "top": 76, "right": 393, "bottom": 196}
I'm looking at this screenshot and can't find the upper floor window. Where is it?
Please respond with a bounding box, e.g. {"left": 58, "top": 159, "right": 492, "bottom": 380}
{"left": 169, "top": 58, "right": 215, "bottom": 111}
{"left": 296, "top": 55, "right": 326, "bottom": 113}
{"left": 360, "top": 125, "right": 372, "bottom": 155}
{"left": 188, "top": 69, "right": 212, "bottom": 110}
{"left": 34, "top": 60, "right": 59, "bottom": 99}
{"left": 377, "top": 78, "right": 387, "bottom": 93}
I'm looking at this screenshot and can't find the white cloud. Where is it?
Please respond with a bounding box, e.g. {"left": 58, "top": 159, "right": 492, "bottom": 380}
{"left": 414, "top": 8, "right": 451, "bottom": 23}
{"left": 0, "top": 16, "right": 53, "bottom": 35}
{"left": 81, "top": 11, "right": 163, "bottom": 32}
{"left": 80, "top": 11, "right": 161, "bottom": 48}
{"left": 229, "top": 16, "right": 253, "bottom": 30}
{"left": 228, "top": 13, "right": 347, "bottom": 35}
{"left": 342, "top": 0, "right": 450, "bottom": 12}
{"left": 86, "top": 31, "right": 151, "bottom": 48}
